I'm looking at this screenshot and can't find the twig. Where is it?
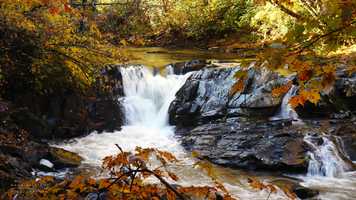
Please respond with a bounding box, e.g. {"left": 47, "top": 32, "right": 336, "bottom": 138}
{"left": 144, "top": 168, "right": 188, "bottom": 200}
{"left": 266, "top": 190, "right": 272, "bottom": 200}
{"left": 115, "top": 144, "right": 124, "bottom": 154}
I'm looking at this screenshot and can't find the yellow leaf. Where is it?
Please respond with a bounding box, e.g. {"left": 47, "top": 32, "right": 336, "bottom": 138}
{"left": 300, "top": 89, "right": 321, "bottom": 105}
{"left": 120, "top": 39, "right": 128, "bottom": 46}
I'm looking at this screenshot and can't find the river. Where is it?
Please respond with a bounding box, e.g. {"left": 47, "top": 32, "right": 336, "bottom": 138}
{"left": 56, "top": 48, "right": 356, "bottom": 200}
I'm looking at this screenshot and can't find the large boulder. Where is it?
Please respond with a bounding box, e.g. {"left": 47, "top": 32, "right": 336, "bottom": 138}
{"left": 169, "top": 64, "right": 292, "bottom": 126}
{"left": 179, "top": 119, "right": 309, "bottom": 171}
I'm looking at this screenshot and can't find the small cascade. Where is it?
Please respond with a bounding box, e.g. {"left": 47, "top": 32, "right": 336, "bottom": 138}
{"left": 120, "top": 66, "right": 188, "bottom": 127}
{"left": 271, "top": 85, "right": 301, "bottom": 121}
{"left": 304, "top": 135, "right": 353, "bottom": 177}
{"left": 57, "top": 66, "right": 192, "bottom": 165}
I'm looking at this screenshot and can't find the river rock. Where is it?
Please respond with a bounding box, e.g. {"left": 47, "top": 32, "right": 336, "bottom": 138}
{"left": 0, "top": 107, "right": 85, "bottom": 191}
{"left": 178, "top": 119, "right": 308, "bottom": 171}
{"left": 169, "top": 64, "right": 292, "bottom": 126}
{"left": 48, "top": 147, "right": 83, "bottom": 169}
{"left": 166, "top": 60, "right": 208, "bottom": 75}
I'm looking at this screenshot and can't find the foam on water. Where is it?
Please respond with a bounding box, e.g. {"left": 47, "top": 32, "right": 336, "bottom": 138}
{"left": 57, "top": 66, "right": 191, "bottom": 164}
{"left": 55, "top": 65, "right": 293, "bottom": 199}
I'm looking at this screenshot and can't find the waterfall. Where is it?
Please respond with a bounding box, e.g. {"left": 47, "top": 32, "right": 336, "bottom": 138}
{"left": 273, "top": 85, "right": 353, "bottom": 178}
{"left": 56, "top": 66, "right": 191, "bottom": 165}
{"left": 120, "top": 66, "right": 187, "bottom": 127}
{"left": 271, "top": 85, "right": 300, "bottom": 121}
{"left": 304, "top": 135, "right": 353, "bottom": 177}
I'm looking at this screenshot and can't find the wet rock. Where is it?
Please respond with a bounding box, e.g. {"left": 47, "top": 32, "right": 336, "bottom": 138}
{"left": 319, "top": 119, "right": 356, "bottom": 161}
{"left": 179, "top": 119, "right": 308, "bottom": 171}
{"left": 293, "top": 186, "right": 319, "bottom": 199}
{"left": 85, "top": 193, "right": 101, "bottom": 200}
{"left": 169, "top": 64, "right": 291, "bottom": 126}
{"left": 0, "top": 169, "right": 15, "bottom": 192}
{"left": 166, "top": 60, "right": 208, "bottom": 75}
{"left": 0, "top": 108, "right": 85, "bottom": 191}
{"left": 48, "top": 147, "right": 83, "bottom": 169}
{"left": 38, "top": 159, "right": 55, "bottom": 172}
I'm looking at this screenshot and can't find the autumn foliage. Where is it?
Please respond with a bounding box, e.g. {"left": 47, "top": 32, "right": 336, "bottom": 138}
{"left": 0, "top": 0, "right": 122, "bottom": 99}
{"left": 4, "top": 146, "right": 238, "bottom": 200}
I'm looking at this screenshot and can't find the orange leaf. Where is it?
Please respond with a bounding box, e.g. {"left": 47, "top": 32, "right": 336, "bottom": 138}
{"left": 98, "top": 179, "right": 111, "bottom": 189}
{"left": 272, "top": 81, "right": 292, "bottom": 97}
{"left": 229, "top": 78, "right": 245, "bottom": 96}
{"left": 87, "top": 178, "right": 97, "bottom": 186}
{"left": 289, "top": 95, "right": 306, "bottom": 108}
{"left": 168, "top": 172, "right": 179, "bottom": 181}
{"left": 300, "top": 89, "right": 321, "bottom": 105}
{"left": 248, "top": 177, "right": 265, "bottom": 190}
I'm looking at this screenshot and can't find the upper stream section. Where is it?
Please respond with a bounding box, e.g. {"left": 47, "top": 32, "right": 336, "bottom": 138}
{"left": 119, "top": 47, "right": 254, "bottom": 68}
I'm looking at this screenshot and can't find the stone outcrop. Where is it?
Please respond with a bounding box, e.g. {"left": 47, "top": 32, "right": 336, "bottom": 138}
{"left": 0, "top": 64, "right": 126, "bottom": 191}
{"left": 169, "top": 61, "right": 356, "bottom": 172}
{"left": 169, "top": 63, "right": 292, "bottom": 126}
{"left": 166, "top": 59, "right": 208, "bottom": 75}
{"left": 178, "top": 119, "right": 309, "bottom": 171}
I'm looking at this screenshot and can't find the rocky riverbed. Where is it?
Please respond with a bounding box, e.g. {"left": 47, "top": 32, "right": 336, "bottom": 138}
{"left": 1, "top": 60, "right": 355, "bottom": 199}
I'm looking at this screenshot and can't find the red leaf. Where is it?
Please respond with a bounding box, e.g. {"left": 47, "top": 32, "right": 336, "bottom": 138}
{"left": 298, "top": 69, "right": 313, "bottom": 82}
{"left": 49, "top": 7, "right": 60, "bottom": 15}
{"left": 64, "top": 4, "right": 72, "bottom": 13}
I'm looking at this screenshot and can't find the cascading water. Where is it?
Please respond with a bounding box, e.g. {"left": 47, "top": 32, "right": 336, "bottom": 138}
{"left": 57, "top": 66, "right": 191, "bottom": 165}
{"left": 304, "top": 135, "right": 352, "bottom": 177}
{"left": 270, "top": 85, "right": 301, "bottom": 122}
{"left": 271, "top": 85, "right": 351, "bottom": 178}
{"left": 120, "top": 66, "right": 185, "bottom": 128}
{"left": 55, "top": 65, "right": 293, "bottom": 200}
{"left": 271, "top": 84, "right": 356, "bottom": 199}
{"left": 301, "top": 134, "right": 356, "bottom": 200}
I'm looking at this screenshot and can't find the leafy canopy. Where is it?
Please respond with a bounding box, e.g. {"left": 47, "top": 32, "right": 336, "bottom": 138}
{"left": 0, "top": 0, "right": 122, "bottom": 97}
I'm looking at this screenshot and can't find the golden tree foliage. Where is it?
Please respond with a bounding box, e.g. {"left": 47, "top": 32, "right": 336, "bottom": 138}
{"left": 231, "top": 0, "right": 356, "bottom": 107}
{"left": 0, "top": 0, "right": 122, "bottom": 95}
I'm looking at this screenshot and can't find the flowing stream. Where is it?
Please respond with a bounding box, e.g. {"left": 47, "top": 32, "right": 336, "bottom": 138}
{"left": 299, "top": 134, "right": 356, "bottom": 200}
{"left": 270, "top": 85, "right": 300, "bottom": 122}
{"left": 57, "top": 66, "right": 291, "bottom": 199}
{"left": 275, "top": 86, "right": 356, "bottom": 200}
{"left": 56, "top": 62, "right": 356, "bottom": 200}
{"left": 58, "top": 66, "right": 190, "bottom": 165}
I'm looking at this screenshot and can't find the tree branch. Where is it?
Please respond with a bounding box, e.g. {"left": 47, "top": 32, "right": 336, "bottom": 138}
{"left": 291, "top": 20, "right": 356, "bottom": 54}
{"left": 268, "top": 0, "right": 302, "bottom": 19}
